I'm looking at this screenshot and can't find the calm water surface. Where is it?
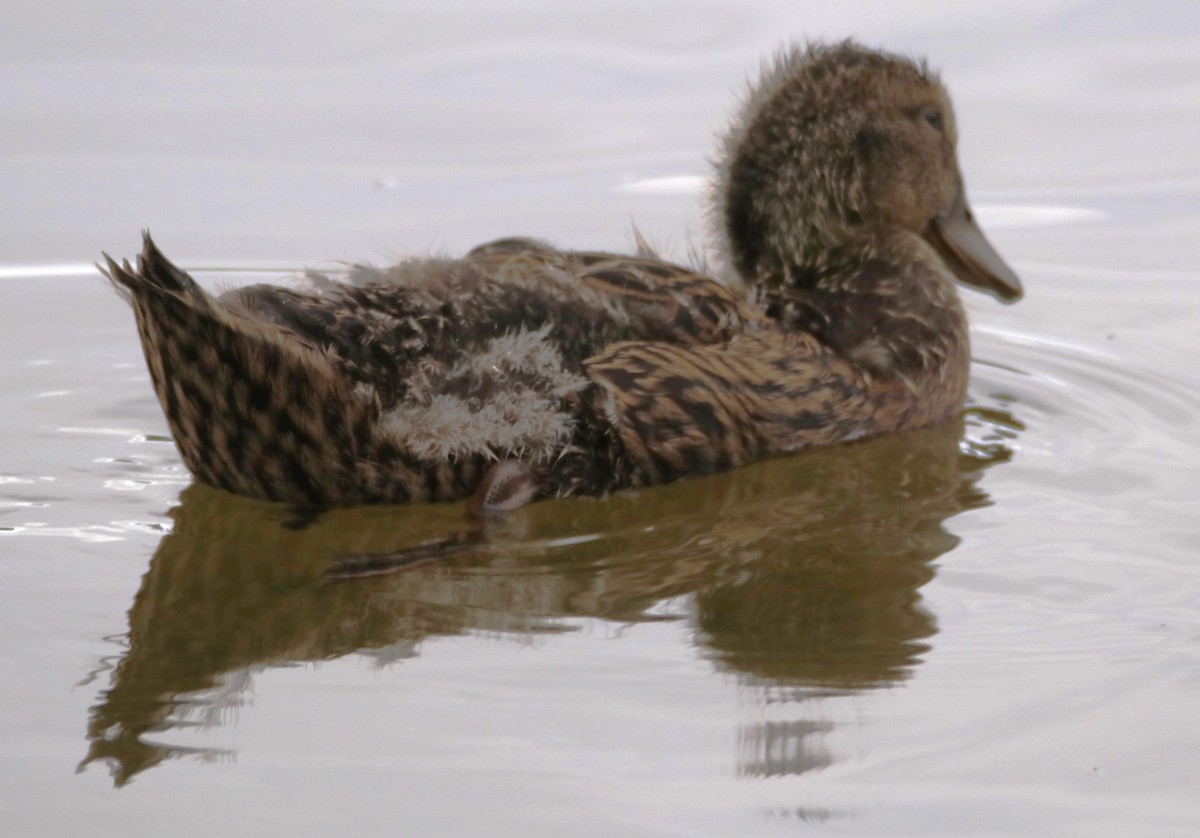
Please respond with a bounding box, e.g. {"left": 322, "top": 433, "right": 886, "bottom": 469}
{"left": 3, "top": 3, "right": 1200, "bottom": 836}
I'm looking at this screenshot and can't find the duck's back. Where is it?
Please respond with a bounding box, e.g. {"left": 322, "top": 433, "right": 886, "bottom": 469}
{"left": 105, "top": 234, "right": 764, "bottom": 506}
{"left": 224, "top": 237, "right": 755, "bottom": 409}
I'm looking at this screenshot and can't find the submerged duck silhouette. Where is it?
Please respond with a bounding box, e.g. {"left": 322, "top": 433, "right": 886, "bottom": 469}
{"left": 102, "top": 41, "right": 1021, "bottom": 509}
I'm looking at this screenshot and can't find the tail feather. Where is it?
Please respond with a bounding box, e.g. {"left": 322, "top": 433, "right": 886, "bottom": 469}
{"left": 101, "top": 233, "right": 426, "bottom": 505}
{"left": 137, "top": 231, "right": 202, "bottom": 294}
{"left": 100, "top": 231, "right": 203, "bottom": 302}
{"left": 98, "top": 254, "right": 135, "bottom": 304}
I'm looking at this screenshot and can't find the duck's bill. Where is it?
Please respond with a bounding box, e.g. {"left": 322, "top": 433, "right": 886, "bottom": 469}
{"left": 926, "top": 188, "right": 1023, "bottom": 303}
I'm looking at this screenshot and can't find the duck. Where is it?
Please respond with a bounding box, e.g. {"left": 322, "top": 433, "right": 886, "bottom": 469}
{"left": 101, "top": 40, "right": 1022, "bottom": 510}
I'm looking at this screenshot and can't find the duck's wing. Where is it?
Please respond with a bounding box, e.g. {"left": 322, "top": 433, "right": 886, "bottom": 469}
{"left": 582, "top": 331, "right": 873, "bottom": 486}
{"left": 465, "top": 237, "right": 760, "bottom": 346}
{"left": 254, "top": 239, "right": 757, "bottom": 380}
{"left": 572, "top": 254, "right": 758, "bottom": 345}
{"left": 221, "top": 262, "right": 486, "bottom": 407}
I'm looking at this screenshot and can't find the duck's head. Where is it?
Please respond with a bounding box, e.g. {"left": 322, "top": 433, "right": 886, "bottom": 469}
{"left": 711, "top": 41, "right": 1021, "bottom": 303}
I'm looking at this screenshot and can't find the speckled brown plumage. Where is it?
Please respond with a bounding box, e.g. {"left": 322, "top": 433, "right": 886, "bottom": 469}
{"left": 102, "top": 41, "right": 1021, "bottom": 507}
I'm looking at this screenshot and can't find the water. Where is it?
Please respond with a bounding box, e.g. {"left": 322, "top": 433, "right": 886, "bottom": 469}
{"left": 4, "top": 3, "right": 1200, "bottom": 835}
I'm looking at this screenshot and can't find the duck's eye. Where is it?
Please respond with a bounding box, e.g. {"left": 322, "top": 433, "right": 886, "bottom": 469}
{"left": 923, "top": 109, "right": 944, "bottom": 131}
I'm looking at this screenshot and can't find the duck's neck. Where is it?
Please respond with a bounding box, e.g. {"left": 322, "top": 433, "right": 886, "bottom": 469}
{"left": 753, "top": 229, "right": 971, "bottom": 404}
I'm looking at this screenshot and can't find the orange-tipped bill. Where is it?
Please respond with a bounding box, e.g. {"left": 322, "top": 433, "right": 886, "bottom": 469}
{"left": 926, "top": 188, "right": 1023, "bottom": 303}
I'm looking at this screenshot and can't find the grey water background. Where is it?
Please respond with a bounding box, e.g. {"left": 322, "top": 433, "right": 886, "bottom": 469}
{"left": 3, "top": 2, "right": 1200, "bottom": 835}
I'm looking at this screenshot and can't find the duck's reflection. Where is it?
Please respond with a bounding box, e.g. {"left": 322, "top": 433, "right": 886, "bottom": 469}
{"left": 80, "top": 414, "right": 1012, "bottom": 786}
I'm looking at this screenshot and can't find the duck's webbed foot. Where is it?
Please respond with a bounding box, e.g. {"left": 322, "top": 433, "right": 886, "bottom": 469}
{"left": 467, "top": 459, "right": 538, "bottom": 520}
{"left": 321, "top": 460, "right": 538, "bottom": 583}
